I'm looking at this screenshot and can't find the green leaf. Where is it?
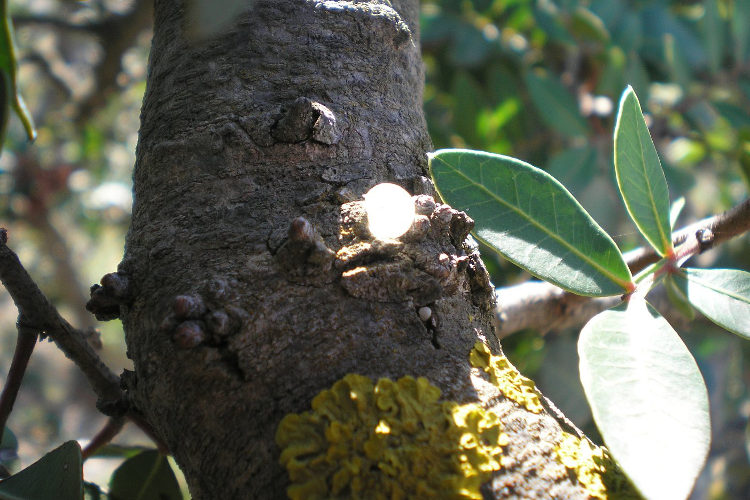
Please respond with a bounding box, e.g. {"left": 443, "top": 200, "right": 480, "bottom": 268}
{"left": 452, "top": 72, "right": 484, "bottom": 145}
{"left": 664, "top": 274, "right": 696, "bottom": 320}
{"left": 712, "top": 101, "right": 750, "bottom": 130}
{"left": 0, "top": 428, "right": 18, "bottom": 479}
{"left": 614, "top": 86, "right": 673, "bottom": 257}
{"left": 448, "top": 23, "right": 492, "bottom": 68}
{"left": 89, "top": 444, "right": 151, "bottom": 460}
{"left": 83, "top": 482, "right": 103, "bottom": 500}
{"left": 663, "top": 33, "right": 691, "bottom": 88}
{"left": 545, "top": 145, "right": 598, "bottom": 191}
{"left": 429, "top": 149, "right": 633, "bottom": 296}
{"left": 524, "top": 70, "right": 590, "bottom": 139}
{"left": 570, "top": 6, "right": 610, "bottom": 43}
{"left": 579, "top": 296, "right": 710, "bottom": 500}
{"left": 0, "top": 1, "right": 35, "bottom": 147}
{"left": 533, "top": 2, "right": 574, "bottom": 45}
{"left": 625, "top": 53, "right": 650, "bottom": 101}
{"left": 668, "top": 196, "right": 685, "bottom": 230}
{"left": 672, "top": 268, "right": 750, "bottom": 338}
{"left": 701, "top": 0, "right": 724, "bottom": 75}
{"left": 0, "top": 428, "right": 17, "bottom": 460}
{"left": 0, "top": 441, "right": 83, "bottom": 500}
{"left": 109, "top": 450, "right": 182, "bottom": 500}
{"left": 615, "top": 11, "right": 643, "bottom": 53}
{"left": 420, "top": 10, "right": 461, "bottom": 44}
{"left": 731, "top": 0, "right": 750, "bottom": 65}
{"left": 596, "top": 46, "right": 626, "bottom": 97}
{"left": 641, "top": 6, "right": 707, "bottom": 69}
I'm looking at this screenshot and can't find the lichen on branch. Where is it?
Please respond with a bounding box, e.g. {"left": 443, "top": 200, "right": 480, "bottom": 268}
{"left": 555, "top": 432, "right": 641, "bottom": 500}
{"left": 469, "top": 342, "right": 544, "bottom": 413}
{"left": 275, "top": 374, "right": 510, "bottom": 500}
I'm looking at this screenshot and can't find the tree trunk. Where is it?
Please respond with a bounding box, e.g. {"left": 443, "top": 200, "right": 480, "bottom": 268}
{"left": 120, "top": 1, "right": 600, "bottom": 497}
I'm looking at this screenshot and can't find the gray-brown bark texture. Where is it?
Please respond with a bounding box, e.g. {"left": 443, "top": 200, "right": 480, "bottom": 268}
{"left": 118, "top": 0, "right": 593, "bottom": 498}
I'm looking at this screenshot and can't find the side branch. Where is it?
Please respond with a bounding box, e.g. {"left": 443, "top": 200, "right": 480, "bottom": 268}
{"left": 624, "top": 197, "right": 750, "bottom": 274}
{"left": 0, "top": 321, "right": 37, "bottom": 434}
{"left": 0, "top": 229, "right": 123, "bottom": 407}
{"left": 496, "top": 198, "right": 750, "bottom": 337}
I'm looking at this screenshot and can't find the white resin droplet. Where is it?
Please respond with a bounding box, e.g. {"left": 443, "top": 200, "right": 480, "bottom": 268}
{"left": 364, "top": 183, "right": 415, "bottom": 240}
{"left": 418, "top": 306, "right": 432, "bottom": 322}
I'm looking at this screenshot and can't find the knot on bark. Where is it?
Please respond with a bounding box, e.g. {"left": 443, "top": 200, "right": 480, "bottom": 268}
{"left": 271, "top": 97, "right": 341, "bottom": 145}
{"left": 159, "top": 280, "right": 250, "bottom": 349}
{"left": 274, "top": 216, "right": 336, "bottom": 284}
{"left": 336, "top": 194, "right": 490, "bottom": 308}
{"left": 86, "top": 271, "right": 131, "bottom": 321}
{"left": 311, "top": 1, "right": 413, "bottom": 48}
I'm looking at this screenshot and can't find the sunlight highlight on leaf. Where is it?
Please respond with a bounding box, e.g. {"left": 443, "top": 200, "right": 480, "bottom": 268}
{"left": 430, "top": 149, "right": 633, "bottom": 296}
{"left": 672, "top": 268, "right": 750, "bottom": 338}
{"left": 579, "top": 296, "right": 710, "bottom": 500}
{"left": 614, "top": 86, "right": 672, "bottom": 256}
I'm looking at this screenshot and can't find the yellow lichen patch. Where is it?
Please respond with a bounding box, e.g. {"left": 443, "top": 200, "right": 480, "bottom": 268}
{"left": 556, "top": 432, "right": 641, "bottom": 500}
{"left": 469, "top": 342, "right": 544, "bottom": 413}
{"left": 275, "top": 374, "right": 509, "bottom": 500}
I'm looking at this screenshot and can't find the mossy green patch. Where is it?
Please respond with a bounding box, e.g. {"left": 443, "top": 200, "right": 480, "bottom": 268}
{"left": 275, "top": 374, "right": 509, "bottom": 500}
{"left": 556, "top": 432, "right": 642, "bottom": 499}
{"left": 470, "top": 342, "right": 544, "bottom": 413}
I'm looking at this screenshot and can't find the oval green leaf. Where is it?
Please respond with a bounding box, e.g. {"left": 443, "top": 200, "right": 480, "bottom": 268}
{"left": 731, "top": 0, "right": 750, "bottom": 65}
{"left": 0, "top": 441, "right": 83, "bottom": 500}
{"left": 524, "top": 70, "right": 590, "bottom": 139}
{"left": 545, "top": 145, "right": 598, "bottom": 191}
{"left": 579, "top": 296, "right": 710, "bottom": 500}
{"left": 109, "top": 450, "right": 182, "bottom": 500}
{"left": 668, "top": 196, "right": 685, "bottom": 230}
{"left": 672, "top": 268, "right": 750, "bottom": 338}
{"left": 430, "top": 149, "right": 633, "bottom": 296}
{"left": 614, "top": 86, "right": 673, "bottom": 257}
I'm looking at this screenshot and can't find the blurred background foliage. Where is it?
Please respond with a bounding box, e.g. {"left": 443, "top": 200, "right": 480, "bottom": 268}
{"left": 0, "top": 0, "right": 747, "bottom": 497}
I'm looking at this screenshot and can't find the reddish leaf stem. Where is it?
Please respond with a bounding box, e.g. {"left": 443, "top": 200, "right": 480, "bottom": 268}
{"left": 0, "top": 320, "right": 37, "bottom": 436}
{"left": 82, "top": 417, "right": 126, "bottom": 460}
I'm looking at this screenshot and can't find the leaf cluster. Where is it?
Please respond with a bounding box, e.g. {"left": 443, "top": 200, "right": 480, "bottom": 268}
{"left": 430, "top": 86, "right": 750, "bottom": 500}
{"left": 423, "top": 0, "right": 750, "bottom": 259}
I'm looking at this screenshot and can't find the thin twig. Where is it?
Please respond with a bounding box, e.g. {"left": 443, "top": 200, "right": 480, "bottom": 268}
{"left": 0, "top": 228, "right": 122, "bottom": 405}
{"left": 0, "top": 228, "right": 168, "bottom": 452}
{"left": 624, "top": 197, "right": 750, "bottom": 274}
{"left": 0, "top": 319, "right": 37, "bottom": 434}
{"left": 496, "top": 198, "right": 750, "bottom": 337}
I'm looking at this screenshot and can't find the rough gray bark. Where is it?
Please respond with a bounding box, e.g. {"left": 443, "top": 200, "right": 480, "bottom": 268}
{"left": 118, "top": 0, "right": 593, "bottom": 497}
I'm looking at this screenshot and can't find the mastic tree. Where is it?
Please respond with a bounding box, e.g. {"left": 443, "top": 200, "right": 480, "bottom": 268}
{"left": 1, "top": 1, "right": 596, "bottom": 497}
{"left": 112, "top": 1, "right": 602, "bottom": 496}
